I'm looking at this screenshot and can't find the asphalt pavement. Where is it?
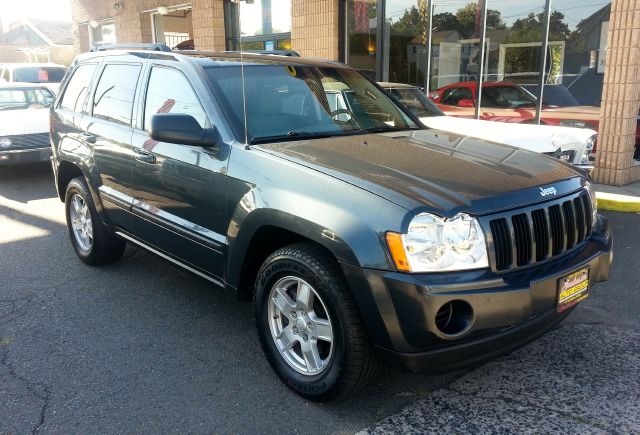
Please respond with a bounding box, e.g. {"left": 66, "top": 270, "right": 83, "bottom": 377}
{"left": 1, "top": 163, "right": 638, "bottom": 434}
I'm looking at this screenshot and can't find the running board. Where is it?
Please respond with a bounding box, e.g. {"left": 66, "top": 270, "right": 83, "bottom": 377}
{"left": 115, "top": 231, "right": 225, "bottom": 288}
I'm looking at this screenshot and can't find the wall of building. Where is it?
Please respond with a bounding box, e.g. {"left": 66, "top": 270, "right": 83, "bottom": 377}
{"left": 71, "top": 0, "right": 225, "bottom": 51}
{"left": 593, "top": 0, "right": 640, "bottom": 185}
{"left": 291, "top": 0, "right": 340, "bottom": 60}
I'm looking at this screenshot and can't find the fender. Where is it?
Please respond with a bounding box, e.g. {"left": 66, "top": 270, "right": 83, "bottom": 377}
{"left": 54, "top": 134, "right": 108, "bottom": 221}
{"left": 225, "top": 184, "right": 407, "bottom": 289}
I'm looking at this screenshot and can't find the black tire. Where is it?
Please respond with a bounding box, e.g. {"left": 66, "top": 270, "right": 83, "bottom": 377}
{"left": 254, "top": 242, "right": 380, "bottom": 401}
{"left": 64, "top": 177, "right": 125, "bottom": 265}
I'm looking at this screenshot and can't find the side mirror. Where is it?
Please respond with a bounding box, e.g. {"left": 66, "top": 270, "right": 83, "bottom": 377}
{"left": 150, "top": 113, "right": 218, "bottom": 148}
{"left": 457, "top": 99, "right": 475, "bottom": 108}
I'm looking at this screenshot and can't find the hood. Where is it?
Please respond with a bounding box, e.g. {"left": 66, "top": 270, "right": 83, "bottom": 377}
{"left": 256, "top": 129, "right": 584, "bottom": 216}
{"left": 420, "top": 116, "right": 595, "bottom": 154}
{"left": 421, "top": 117, "right": 595, "bottom": 167}
{"left": 0, "top": 107, "right": 50, "bottom": 136}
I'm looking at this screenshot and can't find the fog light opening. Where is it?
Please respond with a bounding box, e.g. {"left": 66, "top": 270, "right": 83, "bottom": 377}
{"left": 435, "top": 300, "right": 474, "bottom": 337}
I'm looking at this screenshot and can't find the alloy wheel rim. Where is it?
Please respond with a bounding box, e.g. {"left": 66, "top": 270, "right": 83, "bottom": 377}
{"left": 267, "top": 276, "right": 334, "bottom": 376}
{"left": 69, "top": 194, "right": 93, "bottom": 252}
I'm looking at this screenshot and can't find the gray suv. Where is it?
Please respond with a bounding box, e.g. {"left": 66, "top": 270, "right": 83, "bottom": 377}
{"left": 50, "top": 49, "right": 613, "bottom": 401}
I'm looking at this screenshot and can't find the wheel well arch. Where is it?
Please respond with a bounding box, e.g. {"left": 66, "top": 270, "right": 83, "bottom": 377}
{"left": 234, "top": 225, "right": 340, "bottom": 301}
{"left": 57, "top": 161, "right": 84, "bottom": 201}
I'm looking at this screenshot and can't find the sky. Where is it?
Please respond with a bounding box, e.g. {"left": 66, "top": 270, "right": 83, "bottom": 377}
{"left": 0, "top": 0, "right": 72, "bottom": 27}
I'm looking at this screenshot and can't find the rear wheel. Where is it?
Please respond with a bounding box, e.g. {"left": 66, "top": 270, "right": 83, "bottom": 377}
{"left": 254, "top": 243, "right": 379, "bottom": 401}
{"left": 64, "top": 177, "right": 125, "bottom": 265}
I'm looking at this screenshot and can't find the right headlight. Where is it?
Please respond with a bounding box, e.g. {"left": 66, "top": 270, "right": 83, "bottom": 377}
{"left": 386, "top": 213, "right": 489, "bottom": 272}
{"left": 0, "top": 137, "right": 11, "bottom": 149}
{"left": 584, "top": 181, "right": 598, "bottom": 224}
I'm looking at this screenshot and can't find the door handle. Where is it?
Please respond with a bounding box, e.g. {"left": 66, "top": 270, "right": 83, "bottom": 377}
{"left": 134, "top": 149, "right": 156, "bottom": 164}
{"left": 80, "top": 132, "right": 96, "bottom": 143}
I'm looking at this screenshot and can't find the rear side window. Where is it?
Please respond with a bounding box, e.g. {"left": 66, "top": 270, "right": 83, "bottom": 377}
{"left": 92, "top": 64, "right": 141, "bottom": 126}
{"left": 143, "top": 67, "right": 207, "bottom": 132}
{"left": 60, "top": 64, "right": 97, "bottom": 112}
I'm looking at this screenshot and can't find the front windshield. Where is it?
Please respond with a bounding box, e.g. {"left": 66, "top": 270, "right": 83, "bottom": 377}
{"left": 0, "top": 88, "right": 55, "bottom": 111}
{"left": 205, "top": 64, "right": 418, "bottom": 144}
{"left": 481, "top": 85, "right": 536, "bottom": 108}
{"left": 14, "top": 67, "right": 67, "bottom": 83}
{"left": 386, "top": 87, "right": 444, "bottom": 117}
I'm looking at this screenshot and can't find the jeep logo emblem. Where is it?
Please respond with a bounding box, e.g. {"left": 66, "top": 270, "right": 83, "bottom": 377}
{"left": 539, "top": 186, "right": 557, "bottom": 197}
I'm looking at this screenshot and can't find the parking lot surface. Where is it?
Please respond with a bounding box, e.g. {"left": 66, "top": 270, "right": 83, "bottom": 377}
{"left": 1, "top": 163, "right": 638, "bottom": 433}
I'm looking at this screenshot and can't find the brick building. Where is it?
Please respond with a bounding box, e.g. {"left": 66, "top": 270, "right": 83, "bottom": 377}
{"left": 69, "top": 0, "right": 639, "bottom": 185}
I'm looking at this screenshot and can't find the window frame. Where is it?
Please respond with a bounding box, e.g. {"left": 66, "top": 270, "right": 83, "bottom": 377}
{"left": 58, "top": 62, "right": 99, "bottom": 114}
{"left": 89, "top": 62, "right": 143, "bottom": 127}
{"left": 141, "top": 64, "right": 210, "bottom": 134}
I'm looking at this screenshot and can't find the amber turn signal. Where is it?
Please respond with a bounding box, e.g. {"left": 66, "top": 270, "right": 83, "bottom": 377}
{"left": 385, "top": 232, "right": 411, "bottom": 272}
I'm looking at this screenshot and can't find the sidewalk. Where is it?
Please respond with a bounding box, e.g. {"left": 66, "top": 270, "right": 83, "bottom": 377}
{"left": 594, "top": 180, "right": 640, "bottom": 212}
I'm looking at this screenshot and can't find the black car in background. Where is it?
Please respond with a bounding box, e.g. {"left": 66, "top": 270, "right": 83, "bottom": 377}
{"left": 50, "top": 49, "right": 613, "bottom": 401}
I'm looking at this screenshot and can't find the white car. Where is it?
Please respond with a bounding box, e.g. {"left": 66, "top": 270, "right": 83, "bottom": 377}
{"left": 0, "top": 63, "right": 67, "bottom": 94}
{"left": 0, "top": 83, "right": 55, "bottom": 165}
{"left": 376, "top": 82, "right": 596, "bottom": 170}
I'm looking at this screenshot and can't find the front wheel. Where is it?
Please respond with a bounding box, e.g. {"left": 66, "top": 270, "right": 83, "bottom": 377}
{"left": 254, "top": 243, "right": 379, "bottom": 401}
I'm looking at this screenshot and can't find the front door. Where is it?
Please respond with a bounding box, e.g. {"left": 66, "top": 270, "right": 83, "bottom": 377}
{"left": 130, "top": 64, "right": 228, "bottom": 281}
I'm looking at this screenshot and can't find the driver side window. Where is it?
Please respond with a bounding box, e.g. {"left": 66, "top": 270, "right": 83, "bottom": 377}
{"left": 441, "top": 87, "right": 473, "bottom": 106}
{"left": 144, "top": 67, "right": 208, "bottom": 132}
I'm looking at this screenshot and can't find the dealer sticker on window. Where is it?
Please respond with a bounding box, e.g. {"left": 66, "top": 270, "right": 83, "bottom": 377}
{"left": 557, "top": 268, "right": 590, "bottom": 312}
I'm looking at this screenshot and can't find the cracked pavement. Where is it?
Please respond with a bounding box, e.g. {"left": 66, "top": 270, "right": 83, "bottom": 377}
{"left": 1, "top": 163, "right": 638, "bottom": 434}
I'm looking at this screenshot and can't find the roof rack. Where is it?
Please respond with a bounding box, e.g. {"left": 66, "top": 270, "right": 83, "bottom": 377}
{"left": 90, "top": 43, "right": 172, "bottom": 52}
{"left": 224, "top": 50, "right": 300, "bottom": 57}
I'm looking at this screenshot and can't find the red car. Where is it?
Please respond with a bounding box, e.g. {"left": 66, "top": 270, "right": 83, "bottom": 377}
{"left": 430, "top": 81, "right": 601, "bottom": 126}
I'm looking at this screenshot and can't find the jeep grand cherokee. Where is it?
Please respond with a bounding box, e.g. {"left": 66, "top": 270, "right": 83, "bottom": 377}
{"left": 50, "top": 49, "right": 613, "bottom": 401}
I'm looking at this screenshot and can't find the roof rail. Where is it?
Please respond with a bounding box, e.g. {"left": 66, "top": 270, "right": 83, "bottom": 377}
{"left": 90, "top": 43, "right": 172, "bottom": 52}
{"left": 224, "top": 50, "right": 301, "bottom": 57}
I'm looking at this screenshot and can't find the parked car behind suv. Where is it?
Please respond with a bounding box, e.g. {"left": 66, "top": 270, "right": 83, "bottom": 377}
{"left": 50, "top": 50, "right": 613, "bottom": 401}
{"left": 0, "top": 83, "right": 56, "bottom": 165}
{"left": 375, "top": 82, "right": 595, "bottom": 170}
{"left": 0, "top": 63, "right": 68, "bottom": 93}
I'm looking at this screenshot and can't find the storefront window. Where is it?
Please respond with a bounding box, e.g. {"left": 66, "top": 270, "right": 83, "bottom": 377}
{"left": 551, "top": 1, "right": 611, "bottom": 107}
{"left": 345, "top": 0, "right": 377, "bottom": 80}
{"left": 385, "top": 1, "right": 430, "bottom": 85}
{"left": 225, "top": 0, "right": 292, "bottom": 51}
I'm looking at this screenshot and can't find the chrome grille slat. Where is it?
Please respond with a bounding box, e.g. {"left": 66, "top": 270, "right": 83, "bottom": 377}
{"left": 5, "top": 133, "right": 50, "bottom": 150}
{"left": 486, "top": 191, "right": 593, "bottom": 272}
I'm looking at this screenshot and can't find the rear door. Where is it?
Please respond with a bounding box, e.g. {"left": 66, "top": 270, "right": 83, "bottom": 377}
{"left": 82, "top": 60, "right": 143, "bottom": 230}
{"left": 130, "top": 62, "right": 228, "bottom": 281}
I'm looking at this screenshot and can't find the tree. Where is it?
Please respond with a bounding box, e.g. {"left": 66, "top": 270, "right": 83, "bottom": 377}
{"left": 455, "top": 3, "right": 506, "bottom": 38}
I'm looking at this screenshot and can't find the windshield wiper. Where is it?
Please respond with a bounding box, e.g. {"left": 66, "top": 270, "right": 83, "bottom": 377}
{"left": 249, "top": 130, "right": 347, "bottom": 145}
{"left": 347, "top": 125, "right": 418, "bottom": 135}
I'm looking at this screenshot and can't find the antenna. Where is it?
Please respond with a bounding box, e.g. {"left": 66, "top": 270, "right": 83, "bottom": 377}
{"left": 238, "top": 1, "right": 249, "bottom": 148}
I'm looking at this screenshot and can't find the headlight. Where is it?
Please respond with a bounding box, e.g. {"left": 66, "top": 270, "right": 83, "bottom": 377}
{"left": 386, "top": 213, "right": 489, "bottom": 272}
{"left": 584, "top": 181, "right": 598, "bottom": 224}
{"left": 0, "top": 137, "right": 11, "bottom": 149}
{"left": 559, "top": 120, "right": 587, "bottom": 128}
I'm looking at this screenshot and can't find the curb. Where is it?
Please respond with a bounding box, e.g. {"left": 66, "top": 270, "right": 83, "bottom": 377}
{"left": 595, "top": 192, "right": 640, "bottom": 213}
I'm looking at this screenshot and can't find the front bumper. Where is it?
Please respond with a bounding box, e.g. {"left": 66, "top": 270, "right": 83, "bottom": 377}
{"left": 341, "top": 216, "right": 613, "bottom": 373}
{"left": 0, "top": 147, "right": 51, "bottom": 165}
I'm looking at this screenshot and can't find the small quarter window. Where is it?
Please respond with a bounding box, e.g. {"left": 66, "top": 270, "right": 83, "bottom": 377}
{"left": 93, "top": 64, "right": 141, "bottom": 126}
{"left": 60, "top": 64, "right": 97, "bottom": 112}
{"left": 143, "top": 67, "right": 207, "bottom": 132}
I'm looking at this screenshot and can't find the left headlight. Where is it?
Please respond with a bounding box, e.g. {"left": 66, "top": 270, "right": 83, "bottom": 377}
{"left": 0, "top": 137, "right": 12, "bottom": 149}
{"left": 584, "top": 181, "right": 598, "bottom": 224}
{"left": 386, "top": 213, "right": 489, "bottom": 272}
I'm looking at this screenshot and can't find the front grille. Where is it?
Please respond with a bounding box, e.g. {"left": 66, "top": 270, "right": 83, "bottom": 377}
{"left": 487, "top": 190, "right": 593, "bottom": 272}
{"left": 6, "top": 133, "right": 50, "bottom": 150}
